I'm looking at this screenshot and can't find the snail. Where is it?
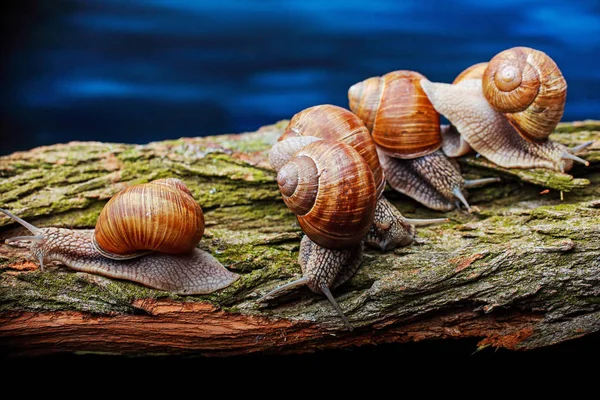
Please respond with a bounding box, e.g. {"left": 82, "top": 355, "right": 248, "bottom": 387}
{"left": 0, "top": 178, "right": 239, "bottom": 294}
{"left": 262, "top": 139, "right": 378, "bottom": 330}
{"left": 419, "top": 47, "right": 591, "bottom": 172}
{"left": 271, "top": 104, "right": 447, "bottom": 251}
{"left": 349, "top": 70, "right": 499, "bottom": 211}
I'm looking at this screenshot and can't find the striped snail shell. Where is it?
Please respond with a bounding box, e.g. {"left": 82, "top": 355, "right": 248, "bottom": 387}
{"left": 92, "top": 178, "right": 205, "bottom": 260}
{"left": 482, "top": 46, "right": 567, "bottom": 142}
{"left": 277, "top": 139, "right": 377, "bottom": 249}
{"left": 453, "top": 62, "right": 488, "bottom": 84}
{"left": 280, "top": 104, "right": 385, "bottom": 198}
{"left": 348, "top": 70, "right": 441, "bottom": 159}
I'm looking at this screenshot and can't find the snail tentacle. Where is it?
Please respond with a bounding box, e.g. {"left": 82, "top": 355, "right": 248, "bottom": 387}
{"left": 570, "top": 141, "right": 594, "bottom": 154}
{"left": 320, "top": 283, "right": 353, "bottom": 331}
{"left": 0, "top": 207, "right": 40, "bottom": 235}
{"left": 464, "top": 177, "right": 502, "bottom": 189}
{"left": 0, "top": 180, "right": 239, "bottom": 294}
{"left": 421, "top": 78, "right": 578, "bottom": 172}
{"left": 561, "top": 152, "right": 589, "bottom": 168}
{"left": 259, "top": 277, "right": 310, "bottom": 301}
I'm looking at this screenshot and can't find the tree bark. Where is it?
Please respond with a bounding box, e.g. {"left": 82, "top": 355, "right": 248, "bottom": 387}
{"left": 0, "top": 120, "right": 599, "bottom": 357}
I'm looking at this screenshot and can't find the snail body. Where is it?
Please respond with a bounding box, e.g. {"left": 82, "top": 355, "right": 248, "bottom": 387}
{"left": 420, "top": 47, "right": 589, "bottom": 172}
{"left": 349, "top": 70, "right": 496, "bottom": 211}
{"left": 264, "top": 139, "right": 378, "bottom": 330}
{"left": 1, "top": 178, "right": 238, "bottom": 294}
{"left": 275, "top": 104, "right": 446, "bottom": 250}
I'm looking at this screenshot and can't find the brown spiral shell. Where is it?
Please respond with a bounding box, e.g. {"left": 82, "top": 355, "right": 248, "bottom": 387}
{"left": 348, "top": 70, "right": 441, "bottom": 159}
{"left": 276, "top": 140, "right": 377, "bottom": 250}
{"left": 93, "top": 178, "right": 205, "bottom": 259}
{"left": 453, "top": 62, "right": 489, "bottom": 84}
{"left": 482, "top": 47, "right": 567, "bottom": 142}
{"left": 280, "top": 104, "right": 385, "bottom": 198}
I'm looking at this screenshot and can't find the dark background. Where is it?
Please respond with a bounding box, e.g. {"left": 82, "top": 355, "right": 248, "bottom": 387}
{"left": 1, "top": 0, "right": 599, "bottom": 156}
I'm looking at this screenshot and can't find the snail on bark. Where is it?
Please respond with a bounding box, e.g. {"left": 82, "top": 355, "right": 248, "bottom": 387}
{"left": 262, "top": 139, "right": 378, "bottom": 330}
{"left": 0, "top": 178, "right": 239, "bottom": 294}
{"left": 270, "top": 104, "right": 446, "bottom": 251}
{"left": 419, "top": 46, "right": 591, "bottom": 172}
{"left": 348, "top": 70, "right": 499, "bottom": 211}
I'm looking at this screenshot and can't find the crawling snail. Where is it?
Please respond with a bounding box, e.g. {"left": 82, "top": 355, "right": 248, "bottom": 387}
{"left": 420, "top": 46, "right": 591, "bottom": 172}
{"left": 348, "top": 70, "right": 499, "bottom": 211}
{"left": 263, "top": 139, "right": 378, "bottom": 330}
{"left": 0, "top": 178, "right": 239, "bottom": 294}
{"left": 270, "top": 104, "right": 446, "bottom": 251}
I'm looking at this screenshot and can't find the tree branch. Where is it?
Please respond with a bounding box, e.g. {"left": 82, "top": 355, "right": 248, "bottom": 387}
{"left": 1, "top": 120, "right": 599, "bottom": 357}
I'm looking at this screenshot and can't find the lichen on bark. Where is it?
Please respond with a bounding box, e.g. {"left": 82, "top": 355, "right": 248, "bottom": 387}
{"left": 0, "top": 120, "right": 599, "bottom": 357}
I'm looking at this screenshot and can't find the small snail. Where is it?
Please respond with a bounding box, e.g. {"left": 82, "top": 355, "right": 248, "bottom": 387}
{"left": 263, "top": 139, "right": 378, "bottom": 330}
{"left": 0, "top": 178, "right": 239, "bottom": 294}
{"left": 349, "top": 70, "right": 499, "bottom": 211}
{"left": 272, "top": 104, "right": 446, "bottom": 251}
{"left": 420, "top": 47, "right": 591, "bottom": 172}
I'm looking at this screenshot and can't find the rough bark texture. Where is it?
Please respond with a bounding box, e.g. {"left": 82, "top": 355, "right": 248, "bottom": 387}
{"left": 0, "top": 120, "right": 599, "bottom": 358}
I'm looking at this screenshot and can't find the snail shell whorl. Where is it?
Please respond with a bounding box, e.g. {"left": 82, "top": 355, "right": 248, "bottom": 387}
{"left": 277, "top": 140, "right": 377, "bottom": 250}
{"left": 281, "top": 104, "right": 385, "bottom": 198}
{"left": 348, "top": 70, "right": 441, "bottom": 159}
{"left": 482, "top": 47, "right": 567, "bottom": 142}
{"left": 277, "top": 156, "right": 319, "bottom": 216}
{"left": 453, "top": 62, "right": 489, "bottom": 84}
{"left": 93, "top": 178, "right": 205, "bottom": 259}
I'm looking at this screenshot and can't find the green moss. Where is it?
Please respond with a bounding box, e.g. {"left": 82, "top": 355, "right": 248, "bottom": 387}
{"left": 554, "top": 120, "right": 600, "bottom": 133}
{"left": 0, "top": 120, "right": 599, "bottom": 341}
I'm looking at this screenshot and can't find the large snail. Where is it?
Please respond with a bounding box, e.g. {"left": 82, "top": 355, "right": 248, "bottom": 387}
{"left": 420, "top": 47, "right": 591, "bottom": 172}
{"left": 348, "top": 70, "right": 498, "bottom": 211}
{"left": 0, "top": 178, "right": 239, "bottom": 294}
{"left": 270, "top": 104, "right": 446, "bottom": 251}
{"left": 263, "top": 139, "right": 378, "bottom": 330}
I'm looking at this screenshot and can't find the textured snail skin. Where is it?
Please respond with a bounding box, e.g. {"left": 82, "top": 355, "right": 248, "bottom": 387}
{"left": 30, "top": 228, "right": 238, "bottom": 294}
{"left": 349, "top": 71, "right": 479, "bottom": 211}
{"left": 265, "top": 139, "right": 378, "bottom": 329}
{"left": 1, "top": 178, "right": 239, "bottom": 294}
{"left": 364, "top": 196, "right": 416, "bottom": 250}
{"left": 378, "top": 149, "right": 468, "bottom": 211}
{"left": 421, "top": 78, "right": 574, "bottom": 172}
{"left": 440, "top": 124, "right": 473, "bottom": 158}
{"left": 298, "top": 235, "right": 362, "bottom": 293}
{"left": 275, "top": 104, "right": 425, "bottom": 250}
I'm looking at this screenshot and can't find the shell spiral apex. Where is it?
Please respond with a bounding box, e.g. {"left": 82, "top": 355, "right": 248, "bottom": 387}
{"left": 278, "top": 140, "right": 377, "bottom": 250}
{"left": 482, "top": 46, "right": 567, "bottom": 142}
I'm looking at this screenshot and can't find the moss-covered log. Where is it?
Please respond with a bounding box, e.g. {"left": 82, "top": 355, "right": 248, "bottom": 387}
{"left": 0, "top": 120, "right": 599, "bottom": 357}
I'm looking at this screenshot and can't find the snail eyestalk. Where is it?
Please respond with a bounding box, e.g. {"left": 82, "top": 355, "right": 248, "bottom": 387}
{"left": 320, "top": 283, "right": 353, "bottom": 331}
{"left": 570, "top": 141, "right": 594, "bottom": 154}
{"left": 402, "top": 217, "right": 449, "bottom": 226}
{"left": 0, "top": 208, "right": 41, "bottom": 235}
{"left": 464, "top": 177, "right": 502, "bottom": 189}
{"left": 5, "top": 236, "right": 44, "bottom": 244}
{"left": 260, "top": 277, "right": 310, "bottom": 301}
{"left": 452, "top": 187, "right": 471, "bottom": 211}
{"left": 561, "top": 151, "right": 589, "bottom": 167}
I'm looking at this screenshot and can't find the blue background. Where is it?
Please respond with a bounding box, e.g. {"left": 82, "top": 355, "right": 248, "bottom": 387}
{"left": 2, "top": 0, "right": 599, "bottom": 155}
